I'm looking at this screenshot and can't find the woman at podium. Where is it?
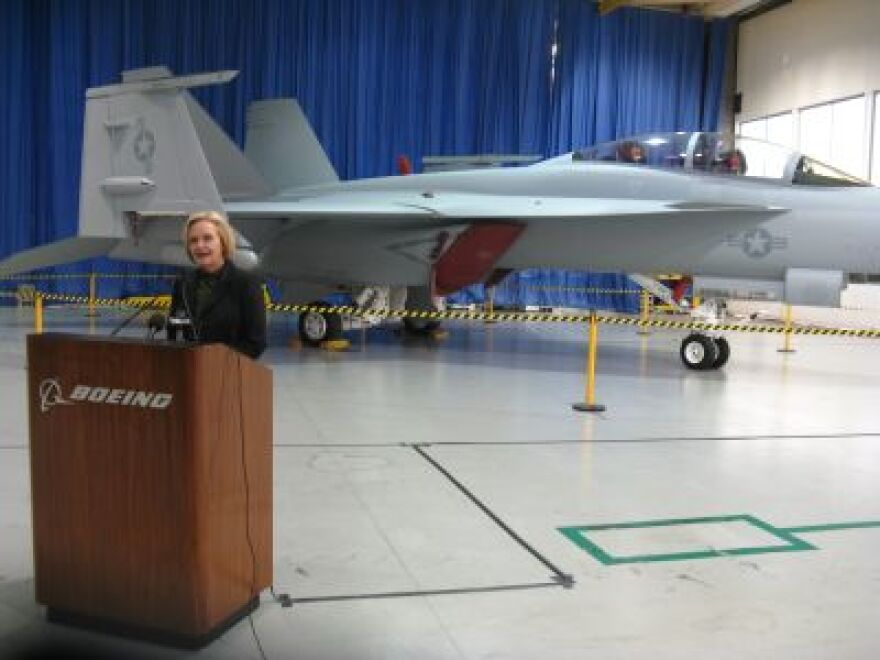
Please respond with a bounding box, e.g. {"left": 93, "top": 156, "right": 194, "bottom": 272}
{"left": 167, "top": 210, "right": 267, "bottom": 358}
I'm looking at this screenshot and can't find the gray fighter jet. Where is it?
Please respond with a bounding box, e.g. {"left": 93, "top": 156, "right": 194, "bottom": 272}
{"left": 2, "top": 67, "right": 877, "bottom": 369}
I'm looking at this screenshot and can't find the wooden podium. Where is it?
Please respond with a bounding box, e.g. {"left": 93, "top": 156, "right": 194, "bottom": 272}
{"left": 27, "top": 334, "right": 272, "bottom": 648}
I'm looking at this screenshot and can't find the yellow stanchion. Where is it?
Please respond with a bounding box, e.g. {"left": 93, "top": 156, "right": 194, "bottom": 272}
{"left": 34, "top": 294, "right": 43, "bottom": 334}
{"left": 484, "top": 286, "right": 497, "bottom": 324}
{"left": 572, "top": 311, "right": 605, "bottom": 412}
{"left": 637, "top": 290, "right": 651, "bottom": 335}
{"left": 86, "top": 272, "right": 98, "bottom": 317}
{"left": 778, "top": 304, "right": 796, "bottom": 353}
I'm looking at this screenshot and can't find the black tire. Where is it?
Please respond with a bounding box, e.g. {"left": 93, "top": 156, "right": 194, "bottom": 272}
{"left": 680, "top": 333, "right": 719, "bottom": 370}
{"left": 402, "top": 316, "right": 442, "bottom": 335}
{"left": 712, "top": 337, "right": 730, "bottom": 369}
{"left": 298, "top": 303, "right": 343, "bottom": 346}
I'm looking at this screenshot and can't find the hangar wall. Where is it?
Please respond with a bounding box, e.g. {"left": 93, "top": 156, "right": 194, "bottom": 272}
{"left": 737, "top": 0, "right": 880, "bottom": 120}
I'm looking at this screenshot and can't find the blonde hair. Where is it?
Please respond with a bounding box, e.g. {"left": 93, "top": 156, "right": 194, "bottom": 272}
{"left": 183, "top": 210, "right": 236, "bottom": 262}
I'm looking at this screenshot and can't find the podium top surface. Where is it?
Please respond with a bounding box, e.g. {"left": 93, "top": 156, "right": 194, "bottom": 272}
{"left": 30, "top": 332, "right": 196, "bottom": 350}
{"left": 28, "top": 333, "right": 271, "bottom": 375}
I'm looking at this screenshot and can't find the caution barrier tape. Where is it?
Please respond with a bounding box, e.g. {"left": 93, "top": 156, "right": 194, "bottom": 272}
{"left": 267, "top": 303, "right": 880, "bottom": 339}
{"left": 0, "top": 272, "right": 176, "bottom": 281}
{"left": 30, "top": 292, "right": 170, "bottom": 309}
{"left": 593, "top": 316, "right": 880, "bottom": 337}
{"left": 18, "top": 294, "right": 880, "bottom": 339}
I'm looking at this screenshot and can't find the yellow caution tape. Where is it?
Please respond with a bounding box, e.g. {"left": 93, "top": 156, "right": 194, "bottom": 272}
{"left": 31, "top": 292, "right": 171, "bottom": 309}
{"left": 270, "top": 303, "right": 880, "bottom": 339}
{"left": 0, "top": 272, "right": 176, "bottom": 281}
{"left": 123, "top": 295, "right": 172, "bottom": 306}
{"left": 17, "top": 293, "right": 880, "bottom": 339}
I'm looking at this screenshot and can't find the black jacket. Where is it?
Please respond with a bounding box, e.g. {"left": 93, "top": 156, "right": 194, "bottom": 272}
{"left": 167, "top": 262, "right": 267, "bottom": 359}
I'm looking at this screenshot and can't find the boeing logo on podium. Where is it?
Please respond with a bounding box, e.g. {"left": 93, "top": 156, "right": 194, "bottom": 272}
{"left": 38, "top": 378, "right": 173, "bottom": 414}
{"left": 38, "top": 379, "right": 73, "bottom": 413}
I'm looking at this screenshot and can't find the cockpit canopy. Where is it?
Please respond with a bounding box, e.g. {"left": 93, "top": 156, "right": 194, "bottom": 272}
{"left": 573, "top": 132, "right": 870, "bottom": 187}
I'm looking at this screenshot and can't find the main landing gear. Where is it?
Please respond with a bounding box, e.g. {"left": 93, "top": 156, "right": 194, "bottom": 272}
{"left": 296, "top": 286, "right": 412, "bottom": 346}
{"left": 401, "top": 285, "right": 445, "bottom": 336}
{"left": 298, "top": 304, "right": 343, "bottom": 346}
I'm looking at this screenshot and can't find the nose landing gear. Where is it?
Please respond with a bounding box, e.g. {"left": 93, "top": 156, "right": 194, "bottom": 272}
{"left": 680, "top": 333, "right": 729, "bottom": 370}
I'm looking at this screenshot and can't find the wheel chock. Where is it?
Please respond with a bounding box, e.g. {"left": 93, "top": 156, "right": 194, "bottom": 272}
{"left": 572, "top": 402, "right": 606, "bottom": 413}
{"left": 320, "top": 339, "right": 351, "bottom": 351}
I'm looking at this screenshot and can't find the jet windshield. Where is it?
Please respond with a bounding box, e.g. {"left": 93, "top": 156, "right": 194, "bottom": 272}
{"left": 573, "top": 132, "right": 870, "bottom": 187}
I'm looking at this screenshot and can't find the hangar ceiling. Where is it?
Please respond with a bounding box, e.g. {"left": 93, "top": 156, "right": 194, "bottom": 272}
{"left": 596, "top": 0, "right": 764, "bottom": 18}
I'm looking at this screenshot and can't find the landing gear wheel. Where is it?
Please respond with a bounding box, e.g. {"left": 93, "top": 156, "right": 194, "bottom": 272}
{"left": 402, "top": 316, "right": 442, "bottom": 335}
{"left": 711, "top": 336, "right": 730, "bottom": 369}
{"left": 298, "top": 304, "right": 343, "bottom": 346}
{"left": 680, "top": 333, "right": 719, "bottom": 370}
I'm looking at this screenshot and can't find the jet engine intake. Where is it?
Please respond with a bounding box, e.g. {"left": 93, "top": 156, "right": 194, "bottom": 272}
{"left": 694, "top": 269, "right": 845, "bottom": 308}
{"left": 693, "top": 276, "right": 784, "bottom": 302}
{"left": 784, "top": 268, "right": 845, "bottom": 308}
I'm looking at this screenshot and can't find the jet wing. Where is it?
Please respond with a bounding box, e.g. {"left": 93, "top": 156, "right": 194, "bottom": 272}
{"left": 223, "top": 193, "right": 787, "bottom": 292}
{"left": 225, "top": 192, "right": 786, "bottom": 222}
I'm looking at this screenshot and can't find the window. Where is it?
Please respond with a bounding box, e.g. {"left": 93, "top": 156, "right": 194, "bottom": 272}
{"left": 766, "top": 113, "right": 794, "bottom": 149}
{"left": 737, "top": 113, "right": 792, "bottom": 178}
{"left": 799, "top": 96, "right": 866, "bottom": 180}
{"left": 872, "top": 92, "right": 880, "bottom": 185}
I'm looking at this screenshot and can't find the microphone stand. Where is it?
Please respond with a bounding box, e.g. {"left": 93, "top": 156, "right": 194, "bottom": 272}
{"left": 110, "top": 305, "right": 149, "bottom": 336}
{"left": 146, "top": 312, "right": 167, "bottom": 340}
{"left": 110, "top": 296, "right": 163, "bottom": 337}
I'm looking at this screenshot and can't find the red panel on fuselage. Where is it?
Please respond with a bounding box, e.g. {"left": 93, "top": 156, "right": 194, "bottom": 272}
{"left": 432, "top": 223, "right": 524, "bottom": 296}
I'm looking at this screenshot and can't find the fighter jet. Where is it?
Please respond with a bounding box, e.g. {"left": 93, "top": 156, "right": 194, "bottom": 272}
{"left": 2, "top": 67, "right": 877, "bottom": 369}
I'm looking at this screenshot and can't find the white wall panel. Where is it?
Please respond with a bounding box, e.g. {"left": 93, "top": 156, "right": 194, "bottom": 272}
{"left": 737, "top": 0, "right": 880, "bottom": 121}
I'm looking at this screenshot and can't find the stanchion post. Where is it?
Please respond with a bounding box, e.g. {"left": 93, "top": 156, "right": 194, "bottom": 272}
{"left": 35, "top": 294, "right": 43, "bottom": 334}
{"left": 485, "top": 285, "right": 496, "bottom": 324}
{"left": 86, "top": 272, "right": 98, "bottom": 317}
{"left": 636, "top": 289, "right": 651, "bottom": 335}
{"left": 778, "top": 303, "right": 796, "bottom": 353}
{"left": 572, "top": 310, "right": 606, "bottom": 412}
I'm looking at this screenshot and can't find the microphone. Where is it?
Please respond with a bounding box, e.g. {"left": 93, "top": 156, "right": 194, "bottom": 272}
{"left": 167, "top": 311, "right": 192, "bottom": 328}
{"left": 147, "top": 312, "right": 166, "bottom": 339}
{"left": 167, "top": 307, "right": 194, "bottom": 343}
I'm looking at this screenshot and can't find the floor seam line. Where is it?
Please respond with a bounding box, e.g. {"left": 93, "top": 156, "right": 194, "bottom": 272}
{"left": 412, "top": 444, "right": 574, "bottom": 588}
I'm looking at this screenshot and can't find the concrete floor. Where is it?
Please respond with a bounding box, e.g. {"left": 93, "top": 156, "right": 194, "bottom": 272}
{"left": 1, "top": 305, "right": 879, "bottom": 659}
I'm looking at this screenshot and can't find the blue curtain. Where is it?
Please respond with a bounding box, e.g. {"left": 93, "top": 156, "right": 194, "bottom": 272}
{"left": 0, "top": 0, "right": 728, "bottom": 308}
{"left": 0, "top": 1, "right": 31, "bottom": 260}
{"left": 702, "top": 18, "right": 730, "bottom": 132}
{"left": 550, "top": 2, "right": 719, "bottom": 151}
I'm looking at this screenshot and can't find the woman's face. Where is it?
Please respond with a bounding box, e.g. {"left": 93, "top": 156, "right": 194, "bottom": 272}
{"left": 187, "top": 220, "right": 225, "bottom": 273}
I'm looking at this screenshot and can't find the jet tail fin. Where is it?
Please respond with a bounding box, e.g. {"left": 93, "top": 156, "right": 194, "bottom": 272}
{"left": 0, "top": 67, "right": 269, "bottom": 275}
{"left": 184, "top": 91, "right": 273, "bottom": 200}
{"left": 79, "top": 67, "right": 242, "bottom": 241}
{"left": 245, "top": 99, "right": 339, "bottom": 192}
